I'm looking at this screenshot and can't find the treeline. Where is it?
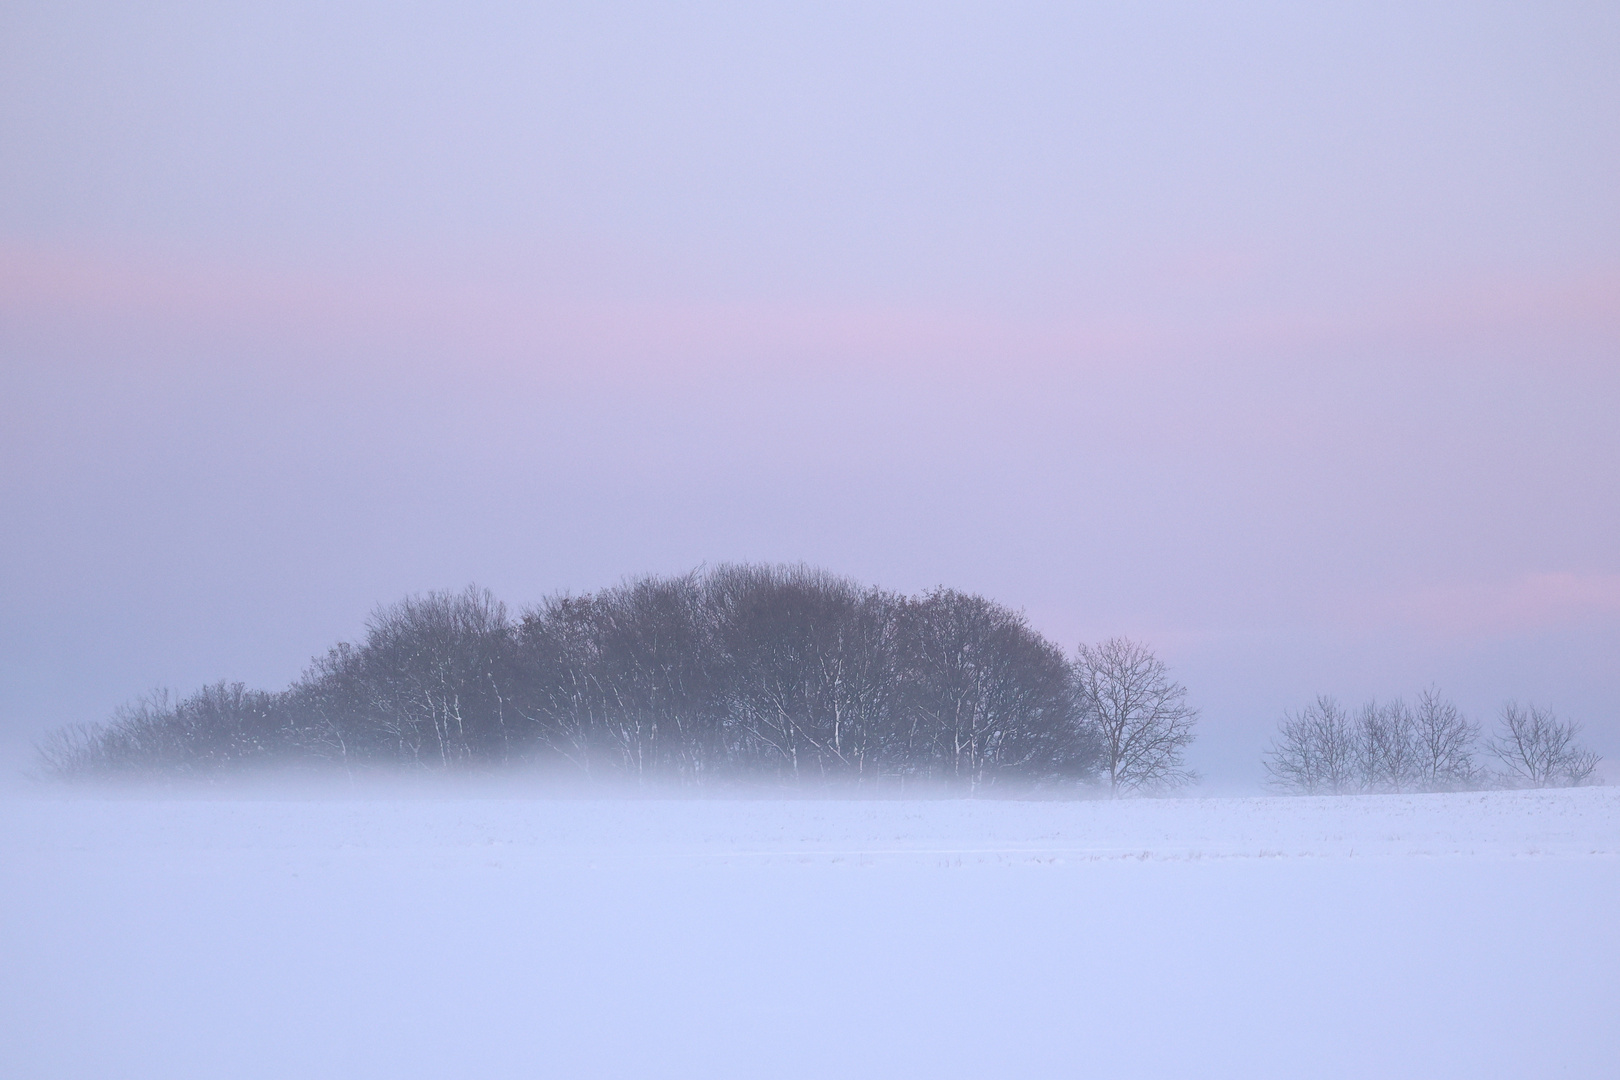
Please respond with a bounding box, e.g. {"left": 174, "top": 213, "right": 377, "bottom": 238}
{"left": 1264, "top": 689, "right": 1601, "bottom": 794}
{"left": 38, "top": 565, "right": 1197, "bottom": 790}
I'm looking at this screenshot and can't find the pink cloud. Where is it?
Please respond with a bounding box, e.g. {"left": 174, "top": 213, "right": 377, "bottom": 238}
{"left": 6, "top": 242, "right": 1617, "bottom": 370}
{"left": 1382, "top": 573, "right": 1620, "bottom": 638}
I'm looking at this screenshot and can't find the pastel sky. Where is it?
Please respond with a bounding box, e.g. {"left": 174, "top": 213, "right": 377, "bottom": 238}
{"left": 3, "top": 1, "right": 1617, "bottom": 784}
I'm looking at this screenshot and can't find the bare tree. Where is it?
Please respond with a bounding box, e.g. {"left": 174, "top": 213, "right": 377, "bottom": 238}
{"left": 1074, "top": 637, "right": 1198, "bottom": 795}
{"left": 900, "top": 588, "right": 1090, "bottom": 789}
{"left": 34, "top": 683, "right": 293, "bottom": 779}
{"left": 1409, "top": 687, "right": 1480, "bottom": 791}
{"left": 1355, "top": 698, "right": 1420, "bottom": 793}
{"left": 1264, "top": 696, "right": 1357, "bottom": 794}
{"left": 1487, "top": 702, "right": 1600, "bottom": 788}
{"left": 295, "top": 586, "right": 514, "bottom": 768}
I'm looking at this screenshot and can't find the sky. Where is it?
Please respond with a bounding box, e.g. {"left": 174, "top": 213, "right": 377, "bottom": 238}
{"left": 2, "top": 1, "right": 1617, "bottom": 785}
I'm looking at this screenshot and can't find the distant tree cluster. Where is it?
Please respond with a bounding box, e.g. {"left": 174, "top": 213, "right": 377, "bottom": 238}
{"left": 1264, "top": 689, "right": 1600, "bottom": 794}
{"left": 36, "top": 566, "right": 1200, "bottom": 793}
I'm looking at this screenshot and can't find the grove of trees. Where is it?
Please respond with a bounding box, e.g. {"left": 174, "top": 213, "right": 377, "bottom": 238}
{"left": 1264, "top": 689, "right": 1600, "bottom": 794}
{"left": 36, "top": 565, "right": 1201, "bottom": 794}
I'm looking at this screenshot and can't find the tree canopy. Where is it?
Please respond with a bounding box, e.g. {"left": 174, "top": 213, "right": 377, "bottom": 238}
{"left": 39, "top": 565, "right": 1125, "bottom": 789}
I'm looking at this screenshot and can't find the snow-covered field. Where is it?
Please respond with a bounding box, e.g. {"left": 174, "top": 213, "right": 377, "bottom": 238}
{"left": 4, "top": 785, "right": 1617, "bottom": 1079}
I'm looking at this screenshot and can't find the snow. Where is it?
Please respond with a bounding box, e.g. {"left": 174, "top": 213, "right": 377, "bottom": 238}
{"left": 3, "top": 785, "right": 1617, "bottom": 1079}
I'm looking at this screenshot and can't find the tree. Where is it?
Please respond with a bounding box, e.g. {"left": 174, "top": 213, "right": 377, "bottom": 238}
{"left": 706, "top": 564, "right": 893, "bottom": 780}
{"left": 1487, "top": 702, "right": 1600, "bottom": 788}
{"left": 900, "top": 589, "right": 1093, "bottom": 788}
{"left": 294, "top": 586, "right": 515, "bottom": 767}
{"left": 35, "top": 683, "right": 292, "bottom": 778}
{"left": 1074, "top": 637, "right": 1197, "bottom": 795}
{"left": 1355, "top": 698, "right": 1420, "bottom": 793}
{"left": 1264, "top": 695, "right": 1357, "bottom": 794}
{"left": 1409, "top": 687, "right": 1479, "bottom": 791}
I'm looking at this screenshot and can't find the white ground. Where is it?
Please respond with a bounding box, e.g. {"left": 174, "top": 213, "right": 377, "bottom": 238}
{"left": 3, "top": 785, "right": 1617, "bottom": 1079}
